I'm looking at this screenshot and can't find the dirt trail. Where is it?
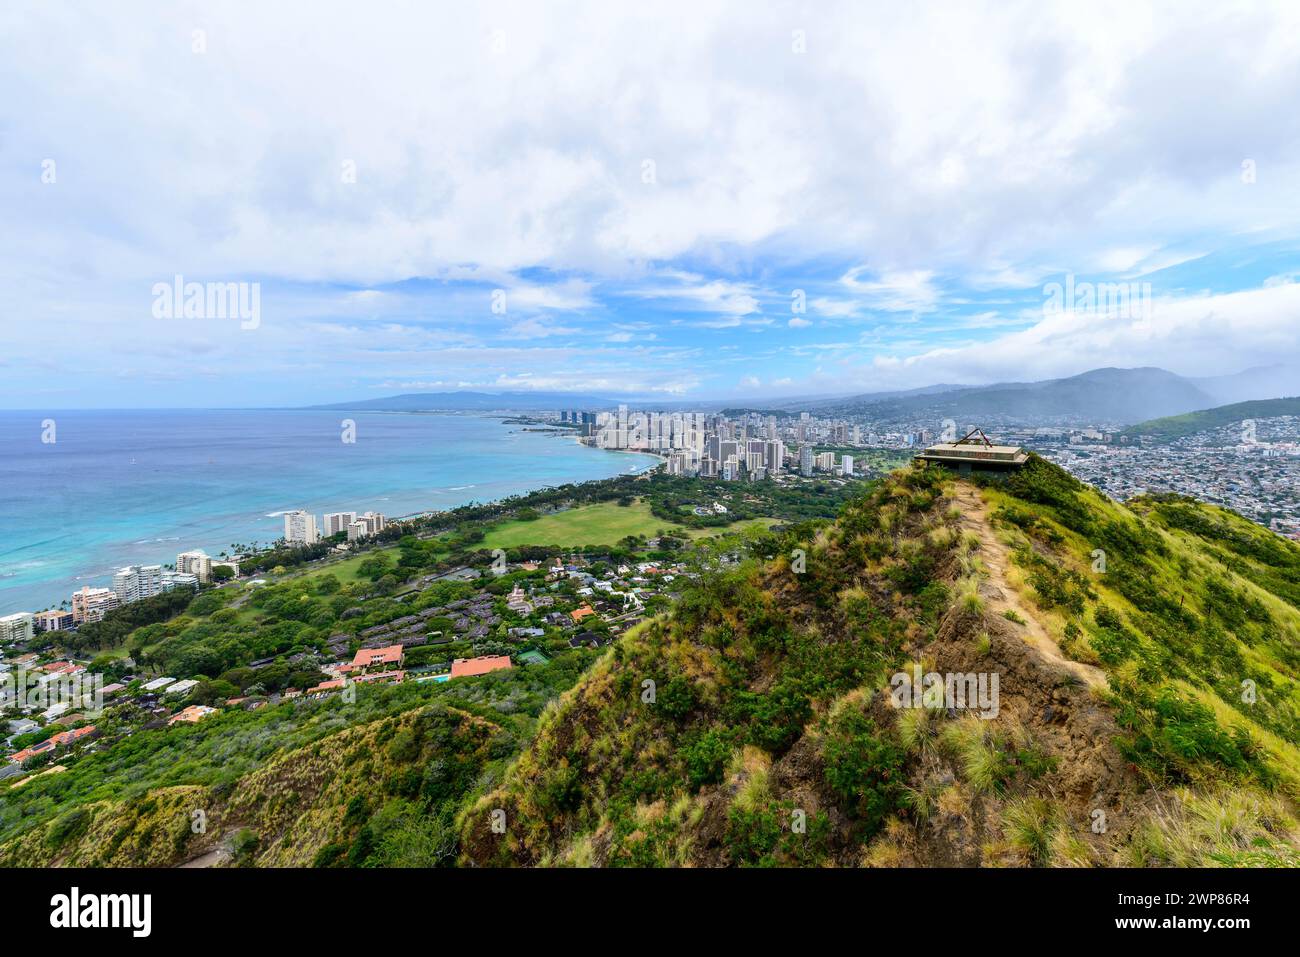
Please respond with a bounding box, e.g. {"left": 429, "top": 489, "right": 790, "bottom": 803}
{"left": 951, "top": 485, "right": 1108, "bottom": 690}
{"left": 178, "top": 831, "right": 236, "bottom": 868}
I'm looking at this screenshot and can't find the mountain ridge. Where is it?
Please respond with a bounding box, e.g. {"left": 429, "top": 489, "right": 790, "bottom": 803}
{"left": 1122, "top": 395, "right": 1300, "bottom": 443}
{"left": 304, "top": 390, "right": 617, "bottom": 411}
{"left": 302, "top": 365, "right": 1300, "bottom": 422}
{"left": 457, "top": 457, "right": 1300, "bottom": 867}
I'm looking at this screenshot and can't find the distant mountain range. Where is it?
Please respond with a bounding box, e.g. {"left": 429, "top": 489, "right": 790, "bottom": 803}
{"left": 307, "top": 364, "right": 1300, "bottom": 425}
{"left": 305, "top": 390, "right": 616, "bottom": 412}
{"left": 789, "top": 365, "right": 1300, "bottom": 426}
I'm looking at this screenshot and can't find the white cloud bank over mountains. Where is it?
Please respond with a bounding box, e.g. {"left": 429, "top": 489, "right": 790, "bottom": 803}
{"left": 2, "top": 0, "right": 1300, "bottom": 404}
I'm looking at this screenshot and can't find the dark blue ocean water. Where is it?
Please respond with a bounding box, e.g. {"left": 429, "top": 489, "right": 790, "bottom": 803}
{"left": 0, "top": 410, "right": 655, "bottom": 614}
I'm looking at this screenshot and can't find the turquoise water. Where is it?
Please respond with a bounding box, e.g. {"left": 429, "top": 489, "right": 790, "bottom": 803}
{"left": 0, "top": 409, "right": 655, "bottom": 614}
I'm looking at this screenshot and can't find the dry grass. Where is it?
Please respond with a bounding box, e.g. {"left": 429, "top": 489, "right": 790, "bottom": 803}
{"left": 1123, "top": 787, "right": 1300, "bottom": 867}
{"left": 954, "top": 574, "right": 985, "bottom": 615}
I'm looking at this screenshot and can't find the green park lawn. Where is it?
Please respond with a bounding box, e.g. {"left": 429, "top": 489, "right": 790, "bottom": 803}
{"left": 270, "top": 545, "right": 402, "bottom": 586}
{"left": 481, "top": 500, "right": 678, "bottom": 549}
{"left": 480, "top": 500, "right": 779, "bottom": 549}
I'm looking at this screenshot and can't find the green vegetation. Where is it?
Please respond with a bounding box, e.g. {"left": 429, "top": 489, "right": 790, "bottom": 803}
{"left": 482, "top": 500, "right": 682, "bottom": 549}
{"left": 980, "top": 455, "right": 1300, "bottom": 792}
{"left": 458, "top": 457, "right": 1300, "bottom": 867}
{"left": 11, "top": 457, "right": 1300, "bottom": 868}
{"left": 0, "top": 651, "right": 599, "bottom": 864}
{"left": 1122, "top": 396, "right": 1300, "bottom": 443}
{"left": 459, "top": 465, "right": 957, "bottom": 867}
{"left": 481, "top": 499, "right": 781, "bottom": 550}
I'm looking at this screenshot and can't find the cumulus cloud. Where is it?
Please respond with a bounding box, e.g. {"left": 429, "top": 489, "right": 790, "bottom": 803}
{"left": 839, "top": 269, "right": 940, "bottom": 312}
{"left": 847, "top": 282, "right": 1300, "bottom": 391}
{"left": 3, "top": 0, "right": 1300, "bottom": 404}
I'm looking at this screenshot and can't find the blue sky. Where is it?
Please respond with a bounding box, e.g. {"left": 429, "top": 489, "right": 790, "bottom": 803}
{"left": 3, "top": 0, "right": 1300, "bottom": 408}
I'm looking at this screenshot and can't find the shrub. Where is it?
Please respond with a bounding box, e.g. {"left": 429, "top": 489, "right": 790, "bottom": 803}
{"left": 46, "top": 808, "right": 90, "bottom": 850}
{"left": 680, "top": 730, "right": 733, "bottom": 790}
{"left": 822, "top": 709, "right": 906, "bottom": 834}
{"left": 657, "top": 676, "right": 697, "bottom": 722}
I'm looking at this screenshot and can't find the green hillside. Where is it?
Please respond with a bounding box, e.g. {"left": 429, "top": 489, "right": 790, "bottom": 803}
{"left": 1122, "top": 396, "right": 1300, "bottom": 443}
{"left": 459, "top": 457, "right": 1300, "bottom": 867}
{"left": 0, "top": 652, "right": 597, "bottom": 867}
{"left": 8, "top": 458, "right": 1299, "bottom": 868}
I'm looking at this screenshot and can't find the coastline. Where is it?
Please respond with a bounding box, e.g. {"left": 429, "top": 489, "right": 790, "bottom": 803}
{"left": 384, "top": 435, "right": 663, "bottom": 523}
{"left": 0, "top": 411, "right": 660, "bottom": 615}
{"left": 567, "top": 433, "right": 669, "bottom": 471}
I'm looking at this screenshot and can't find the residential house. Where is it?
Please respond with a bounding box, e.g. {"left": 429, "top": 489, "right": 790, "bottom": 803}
{"left": 168, "top": 705, "right": 217, "bottom": 725}
{"left": 344, "top": 644, "right": 404, "bottom": 674}
{"left": 449, "top": 655, "right": 514, "bottom": 679}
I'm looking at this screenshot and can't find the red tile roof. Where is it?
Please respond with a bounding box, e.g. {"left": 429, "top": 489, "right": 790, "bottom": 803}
{"left": 9, "top": 726, "right": 95, "bottom": 764}
{"left": 449, "top": 655, "right": 514, "bottom": 679}
{"left": 306, "top": 679, "right": 345, "bottom": 694}
{"left": 10, "top": 740, "right": 54, "bottom": 764}
{"left": 50, "top": 726, "right": 95, "bottom": 747}
{"left": 168, "top": 706, "right": 216, "bottom": 725}
{"left": 40, "top": 661, "right": 83, "bottom": 675}
{"left": 350, "top": 645, "right": 404, "bottom": 669}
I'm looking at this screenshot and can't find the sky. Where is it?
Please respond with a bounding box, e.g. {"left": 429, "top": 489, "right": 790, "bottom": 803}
{"left": 3, "top": 0, "right": 1300, "bottom": 408}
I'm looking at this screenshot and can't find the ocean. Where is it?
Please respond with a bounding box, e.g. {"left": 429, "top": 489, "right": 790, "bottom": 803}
{"left": 0, "top": 409, "right": 657, "bottom": 615}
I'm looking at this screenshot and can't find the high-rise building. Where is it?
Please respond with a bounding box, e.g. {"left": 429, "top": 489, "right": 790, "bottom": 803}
{"left": 72, "top": 586, "right": 120, "bottom": 624}
{"left": 764, "top": 440, "right": 785, "bottom": 473}
{"left": 322, "top": 511, "right": 358, "bottom": 536}
{"left": 34, "top": 609, "right": 73, "bottom": 632}
{"left": 840, "top": 454, "right": 855, "bottom": 476}
{"left": 112, "top": 564, "right": 163, "bottom": 604}
{"left": 800, "top": 445, "right": 814, "bottom": 477}
{"left": 666, "top": 450, "right": 692, "bottom": 475}
{"left": 346, "top": 520, "right": 369, "bottom": 541}
{"left": 362, "top": 512, "right": 387, "bottom": 534}
{"left": 284, "top": 510, "right": 320, "bottom": 545}
{"left": 0, "top": 612, "right": 34, "bottom": 644}
{"left": 176, "top": 549, "right": 213, "bottom": 583}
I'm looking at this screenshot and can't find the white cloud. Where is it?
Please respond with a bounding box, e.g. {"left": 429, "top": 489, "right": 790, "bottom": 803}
{"left": 839, "top": 268, "right": 940, "bottom": 312}
{"left": 632, "top": 271, "right": 763, "bottom": 318}
{"left": 5, "top": 0, "right": 1300, "bottom": 404}
{"left": 503, "top": 279, "right": 595, "bottom": 312}
{"left": 505, "top": 317, "right": 581, "bottom": 340}
{"left": 849, "top": 282, "right": 1300, "bottom": 390}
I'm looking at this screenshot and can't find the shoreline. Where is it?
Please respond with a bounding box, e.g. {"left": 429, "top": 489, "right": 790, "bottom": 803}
{"left": 0, "top": 417, "right": 661, "bottom": 616}
{"left": 382, "top": 430, "right": 663, "bottom": 523}
{"left": 567, "top": 433, "right": 669, "bottom": 470}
